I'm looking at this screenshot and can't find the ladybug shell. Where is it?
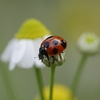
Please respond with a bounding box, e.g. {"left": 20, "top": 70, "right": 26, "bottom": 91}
{"left": 40, "top": 36, "right": 67, "bottom": 56}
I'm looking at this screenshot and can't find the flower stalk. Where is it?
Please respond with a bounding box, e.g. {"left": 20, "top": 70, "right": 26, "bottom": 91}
{"left": 0, "top": 63, "right": 15, "bottom": 100}
{"left": 50, "top": 66, "right": 56, "bottom": 100}
{"left": 41, "top": 51, "right": 66, "bottom": 100}
{"left": 71, "top": 54, "right": 88, "bottom": 99}
{"left": 34, "top": 67, "right": 44, "bottom": 100}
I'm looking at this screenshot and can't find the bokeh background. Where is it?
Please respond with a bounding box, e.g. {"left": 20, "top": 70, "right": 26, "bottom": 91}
{"left": 0, "top": 0, "right": 100, "bottom": 100}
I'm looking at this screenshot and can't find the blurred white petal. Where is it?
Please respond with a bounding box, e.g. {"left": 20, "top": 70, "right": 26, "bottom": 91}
{"left": 33, "top": 38, "right": 45, "bottom": 68}
{"left": 0, "top": 35, "right": 50, "bottom": 70}
{"left": 9, "top": 63, "right": 16, "bottom": 71}
{"left": 17, "top": 40, "right": 35, "bottom": 68}
{"left": 10, "top": 40, "right": 27, "bottom": 64}
{"left": 1, "top": 39, "right": 16, "bottom": 62}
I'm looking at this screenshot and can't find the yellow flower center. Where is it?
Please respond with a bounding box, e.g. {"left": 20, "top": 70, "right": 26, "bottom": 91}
{"left": 15, "top": 19, "right": 50, "bottom": 39}
{"left": 35, "top": 84, "right": 77, "bottom": 100}
{"left": 86, "top": 37, "right": 95, "bottom": 43}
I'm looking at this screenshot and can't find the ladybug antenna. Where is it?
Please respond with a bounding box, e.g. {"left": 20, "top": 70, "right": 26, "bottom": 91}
{"left": 34, "top": 57, "right": 39, "bottom": 59}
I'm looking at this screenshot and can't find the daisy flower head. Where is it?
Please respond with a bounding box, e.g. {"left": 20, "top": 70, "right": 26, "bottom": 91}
{"left": 35, "top": 84, "right": 77, "bottom": 100}
{"left": 77, "top": 32, "right": 100, "bottom": 55}
{"left": 1, "top": 19, "right": 51, "bottom": 70}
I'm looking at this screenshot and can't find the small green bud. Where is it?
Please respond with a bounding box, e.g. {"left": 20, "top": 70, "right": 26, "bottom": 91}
{"left": 77, "top": 32, "right": 100, "bottom": 55}
{"left": 42, "top": 51, "right": 66, "bottom": 67}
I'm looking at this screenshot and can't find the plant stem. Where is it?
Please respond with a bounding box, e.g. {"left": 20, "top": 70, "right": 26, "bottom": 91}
{"left": 71, "top": 54, "right": 88, "bottom": 99}
{"left": 50, "top": 66, "right": 56, "bottom": 100}
{"left": 0, "top": 63, "right": 15, "bottom": 100}
{"left": 34, "top": 67, "right": 44, "bottom": 100}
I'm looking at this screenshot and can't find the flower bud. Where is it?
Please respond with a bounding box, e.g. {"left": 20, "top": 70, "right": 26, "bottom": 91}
{"left": 42, "top": 51, "right": 66, "bottom": 67}
{"left": 77, "top": 32, "right": 100, "bottom": 55}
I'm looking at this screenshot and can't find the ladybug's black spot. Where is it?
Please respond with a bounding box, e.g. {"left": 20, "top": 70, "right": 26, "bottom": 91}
{"left": 43, "top": 42, "right": 49, "bottom": 48}
{"left": 61, "top": 40, "right": 67, "bottom": 48}
{"left": 46, "top": 36, "right": 53, "bottom": 40}
{"left": 52, "top": 48, "right": 58, "bottom": 54}
{"left": 52, "top": 40, "right": 58, "bottom": 46}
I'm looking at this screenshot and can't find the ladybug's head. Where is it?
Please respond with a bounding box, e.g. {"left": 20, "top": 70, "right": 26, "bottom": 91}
{"left": 38, "top": 47, "right": 49, "bottom": 60}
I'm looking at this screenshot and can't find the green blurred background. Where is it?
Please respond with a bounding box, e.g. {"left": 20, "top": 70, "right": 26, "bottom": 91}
{"left": 0, "top": 0, "right": 100, "bottom": 100}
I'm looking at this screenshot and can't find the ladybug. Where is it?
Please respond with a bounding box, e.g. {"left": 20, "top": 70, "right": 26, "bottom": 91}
{"left": 38, "top": 36, "right": 67, "bottom": 63}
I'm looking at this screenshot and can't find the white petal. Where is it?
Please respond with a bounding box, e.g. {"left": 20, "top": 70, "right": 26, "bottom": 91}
{"left": 18, "top": 40, "right": 35, "bottom": 68}
{"left": 34, "top": 59, "right": 45, "bottom": 68}
{"left": 8, "top": 39, "right": 27, "bottom": 70}
{"left": 0, "top": 39, "right": 16, "bottom": 62}
{"left": 33, "top": 38, "right": 45, "bottom": 68}
{"left": 9, "top": 63, "right": 16, "bottom": 71}
{"left": 10, "top": 40, "right": 27, "bottom": 64}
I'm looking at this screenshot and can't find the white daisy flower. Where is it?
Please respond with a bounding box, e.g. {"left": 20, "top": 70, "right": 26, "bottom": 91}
{"left": 0, "top": 19, "right": 51, "bottom": 70}
{"left": 77, "top": 32, "right": 100, "bottom": 55}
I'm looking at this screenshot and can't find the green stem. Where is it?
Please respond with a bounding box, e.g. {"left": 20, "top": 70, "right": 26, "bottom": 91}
{"left": 71, "top": 54, "right": 88, "bottom": 99}
{"left": 0, "top": 63, "right": 15, "bottom": 100}
{"left": 50, "top": 66, "right": 56, "bottom": 100}
{"left": 34, "top": 67, "right": 44, "bottom": 100}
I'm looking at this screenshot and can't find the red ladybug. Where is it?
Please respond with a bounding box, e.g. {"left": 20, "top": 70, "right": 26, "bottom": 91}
{"left": 38, "top": 36, "right": 67, "bottom": 62}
